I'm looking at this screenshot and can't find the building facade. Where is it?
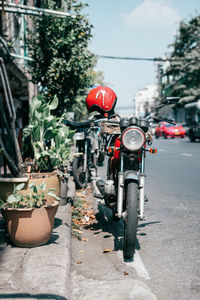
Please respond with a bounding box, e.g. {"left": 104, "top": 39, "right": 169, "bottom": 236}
{"left": 134, "top": 85, "right": 158, "bottom": 118}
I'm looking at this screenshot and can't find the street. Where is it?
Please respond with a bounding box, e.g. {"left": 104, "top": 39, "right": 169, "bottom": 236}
{"left": 71, "top": 137, "right": 200, "bottom": 300}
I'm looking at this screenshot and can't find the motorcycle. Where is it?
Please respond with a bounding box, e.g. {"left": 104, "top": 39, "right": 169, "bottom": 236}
{"left": 65, "top": 115, "right": 105, "bottom": 189}
{"left": 96, "top": 97, "right": 180, "bottom": 259}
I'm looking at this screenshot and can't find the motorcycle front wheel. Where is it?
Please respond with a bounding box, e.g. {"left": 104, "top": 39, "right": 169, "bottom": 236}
{"left": 123, "top": 181, "right": 138, "bottom": 259}
{"left": 72, "top": 156, "right": 88, "bottom": 189}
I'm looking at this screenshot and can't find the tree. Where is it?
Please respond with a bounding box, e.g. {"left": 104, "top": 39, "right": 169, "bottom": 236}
{"left": 26, "top": 0, "right": 97, "bottom": 115}
{"left": 163, "top": 15, "right": 200, "bottom": 105}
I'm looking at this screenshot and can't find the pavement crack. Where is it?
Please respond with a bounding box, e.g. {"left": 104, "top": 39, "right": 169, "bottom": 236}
{"left": 10, "top": 249, "right": 28, "bottom": 289}
{"left": 18, "top": 249, "right": 29, "bottom": 273}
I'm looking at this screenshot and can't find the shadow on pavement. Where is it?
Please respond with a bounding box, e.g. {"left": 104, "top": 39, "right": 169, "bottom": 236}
{"left": 85, "top": 200, "right": 162, "bottom": 254}
{"left": 0, "top": 294, "right": 67, "bottom": 299}
{"left": 85, "top": 202, "right": 124, "bottom": 252}
{"left": 136, "top": 221, "right": 161, "bottom": 250}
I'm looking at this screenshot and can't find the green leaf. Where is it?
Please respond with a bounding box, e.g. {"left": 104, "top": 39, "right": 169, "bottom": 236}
{"left": 32, "top": 185, "right": 38, "bottom": 194}
{"left": 43, "top": 106, "right": 50, "bottom": 118}
{"left": 47, "top": 191, "right": 60, "bottom": 200}
{"left": 7, "top": 194, "right": 19, "bottom": 204}
{"left": 36, "top": 141, "right": 44, "bottom": 149}
{"left": 16, "top": 183, "right": 25, "bottom": 191}
{"left": 49, "top": 96, "right": 58, "bottom": 110}
{"left": 0, "top": 199, "right": 4, "bottom": 208}
{"left": 39, "top": 182, "right": 46, "bottom": 191}
{"left": 34, "top": 151, "right": 41, "bottom": 160}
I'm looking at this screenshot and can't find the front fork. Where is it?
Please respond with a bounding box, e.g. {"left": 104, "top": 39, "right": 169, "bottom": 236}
{"left": 139, "top": 150, "right": 146, "bottom": 220}
{"left": 116, "top": 150, "right": 146, "bottom": 220}
{"left": 76, "top": 141, "right": 88, "bottom": 181}
{"left": 116, "top": 153, "right": 124, "bottom": 219}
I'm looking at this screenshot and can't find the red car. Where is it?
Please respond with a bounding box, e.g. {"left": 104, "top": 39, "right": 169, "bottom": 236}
{"left": 155, "top": 122, "right": 186, "bottom": 138}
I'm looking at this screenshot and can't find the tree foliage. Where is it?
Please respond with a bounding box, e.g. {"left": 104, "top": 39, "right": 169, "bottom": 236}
{"left": 26, "top": 0, "right": 97, "bottom": 115}
{"left": 163, "top": 15, "right": 200, "bottom": 104}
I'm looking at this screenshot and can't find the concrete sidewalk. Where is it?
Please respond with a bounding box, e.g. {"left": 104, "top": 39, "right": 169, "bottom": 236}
{"left": 0, "top": 178, "right": 75, "bottom": 300}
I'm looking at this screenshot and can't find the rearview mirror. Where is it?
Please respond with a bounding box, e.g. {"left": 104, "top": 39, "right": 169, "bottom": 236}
{"left": 162, "top": 97, "right": 180, "bottom": 105}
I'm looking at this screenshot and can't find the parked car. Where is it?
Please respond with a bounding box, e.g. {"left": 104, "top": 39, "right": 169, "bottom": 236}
{"left": 155, "top": 122, "right": 186, "bottom": 139}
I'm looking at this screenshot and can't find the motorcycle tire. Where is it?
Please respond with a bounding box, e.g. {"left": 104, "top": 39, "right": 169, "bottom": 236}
{"left": 123, "top": 181, "right": 138, "bottom": 259}
{"left": 72, "top": 156, "right": 88, "bottom": 189}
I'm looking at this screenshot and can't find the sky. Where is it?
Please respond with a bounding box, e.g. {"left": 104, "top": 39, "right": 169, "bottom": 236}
{"left": 84, "top": 0, "right": 200, "bottom": 112}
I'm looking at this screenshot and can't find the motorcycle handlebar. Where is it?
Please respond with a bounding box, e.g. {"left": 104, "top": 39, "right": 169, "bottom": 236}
{"left": 150, "top": 116, "right": 176, "bottom": 125}
{"left": 64, "top": 115, "right": 109, "bottom": 129}
{"left": 64, "top": 119, "right": 91, "bottom": 129}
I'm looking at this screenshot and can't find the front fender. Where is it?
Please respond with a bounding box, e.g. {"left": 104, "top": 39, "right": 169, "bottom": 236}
{"left": 124, "top": 170, "right": 139, "bottom": 181}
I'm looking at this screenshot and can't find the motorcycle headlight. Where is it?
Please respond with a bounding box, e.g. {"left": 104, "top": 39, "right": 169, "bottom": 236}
{"left": 122, "top": 126, "right": 145, "bottom": 151}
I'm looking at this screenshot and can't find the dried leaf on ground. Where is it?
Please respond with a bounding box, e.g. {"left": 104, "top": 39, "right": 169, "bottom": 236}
{"left": 82, "top": 203, "right": 89, "bottom": 209}
{"left": 82, "top": 238, "right": 88, "bottom": 242}
{"left": 78, "top": 249, "right": 85, "bottom": 253}
{"left": 124, "top": 271, "right": 129, "bottom": 275}
{"left": 103, "top": 248, "right": 113, "bottom": 253}
{"left": 73, "top": 229, "right": 83, "bottom": 234}
{"left": 76, "top": 192, "right": 83, "bottom": 197}
{"left": 76, "top": 260, "right": 83, "bottom": 264}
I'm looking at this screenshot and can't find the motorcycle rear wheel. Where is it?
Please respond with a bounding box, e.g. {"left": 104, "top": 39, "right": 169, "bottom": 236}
{"left": 72, "top": 156, "right": 88, "bottom": 189}
{"left": 123, "top": 181, "right": 138, "bottom": 259}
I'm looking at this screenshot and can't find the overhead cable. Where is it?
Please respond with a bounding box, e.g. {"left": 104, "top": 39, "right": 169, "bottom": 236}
{"left": 97, "top": 55, "right": 200, "bottom": 62}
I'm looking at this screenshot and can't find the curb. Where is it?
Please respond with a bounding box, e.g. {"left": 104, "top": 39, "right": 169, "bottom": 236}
{"left": 0, "top": 204, "right": 71, "bottom": 300}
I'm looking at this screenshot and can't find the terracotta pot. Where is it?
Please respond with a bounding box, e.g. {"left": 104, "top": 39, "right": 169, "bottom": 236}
{"left": 0, "top": 177, "right": 29, "bottom": 202}
{"left": 21, "top": 172, "right": 61, "bottom": 204}
{"left": 2, "top": 200, "right": 59, "bottom": 248}
{"left": 59, "top": 178, "right": 68, "bottom": 206}
{"left": 0, "top": 172, "right": 60, "bottom": 204}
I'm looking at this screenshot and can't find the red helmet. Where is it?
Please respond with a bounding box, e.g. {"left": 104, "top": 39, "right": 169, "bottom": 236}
{"left": 86, "top": 86, "right": 117, "bottom": 116}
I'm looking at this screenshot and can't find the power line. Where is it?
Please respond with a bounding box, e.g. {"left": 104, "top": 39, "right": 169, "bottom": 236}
{"left": 98, "top": 55, "right": 158, "bottom": 62}
{"left": 97, "top": 55, "right": 200, "bottom": 62}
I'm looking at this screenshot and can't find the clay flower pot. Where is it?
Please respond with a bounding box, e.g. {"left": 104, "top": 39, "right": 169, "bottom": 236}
{"left": 21, "top": 172, "right": 61, "bottom": 204}
{"left": 2, "top": 200, "right": 59, "bottom": 248}
{"left": 0, "top": 172, "right": 60, "bottom": 204}
{"left": 0, "top": 177, "right": 29, "bottom": 202}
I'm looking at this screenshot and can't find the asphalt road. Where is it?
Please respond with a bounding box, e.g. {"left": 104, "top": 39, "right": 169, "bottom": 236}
{"left": 139, "top": 136, "right": 200, "bottom": 299}
{"left": 71, "top": 137, "right": 200, "bottom": 300}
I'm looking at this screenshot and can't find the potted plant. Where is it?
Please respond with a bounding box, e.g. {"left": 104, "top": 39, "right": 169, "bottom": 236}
{"left": 21, "top": 94, "right": 73, "bottom": 203}
{"left": 0, "top": 93, "right": 73, "bottom": 205}
{"left": 0, "top": 181, "right": 59, "bottom": 247}
{"left": 22, "top": 94, "right": 72, "bottom": 172}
